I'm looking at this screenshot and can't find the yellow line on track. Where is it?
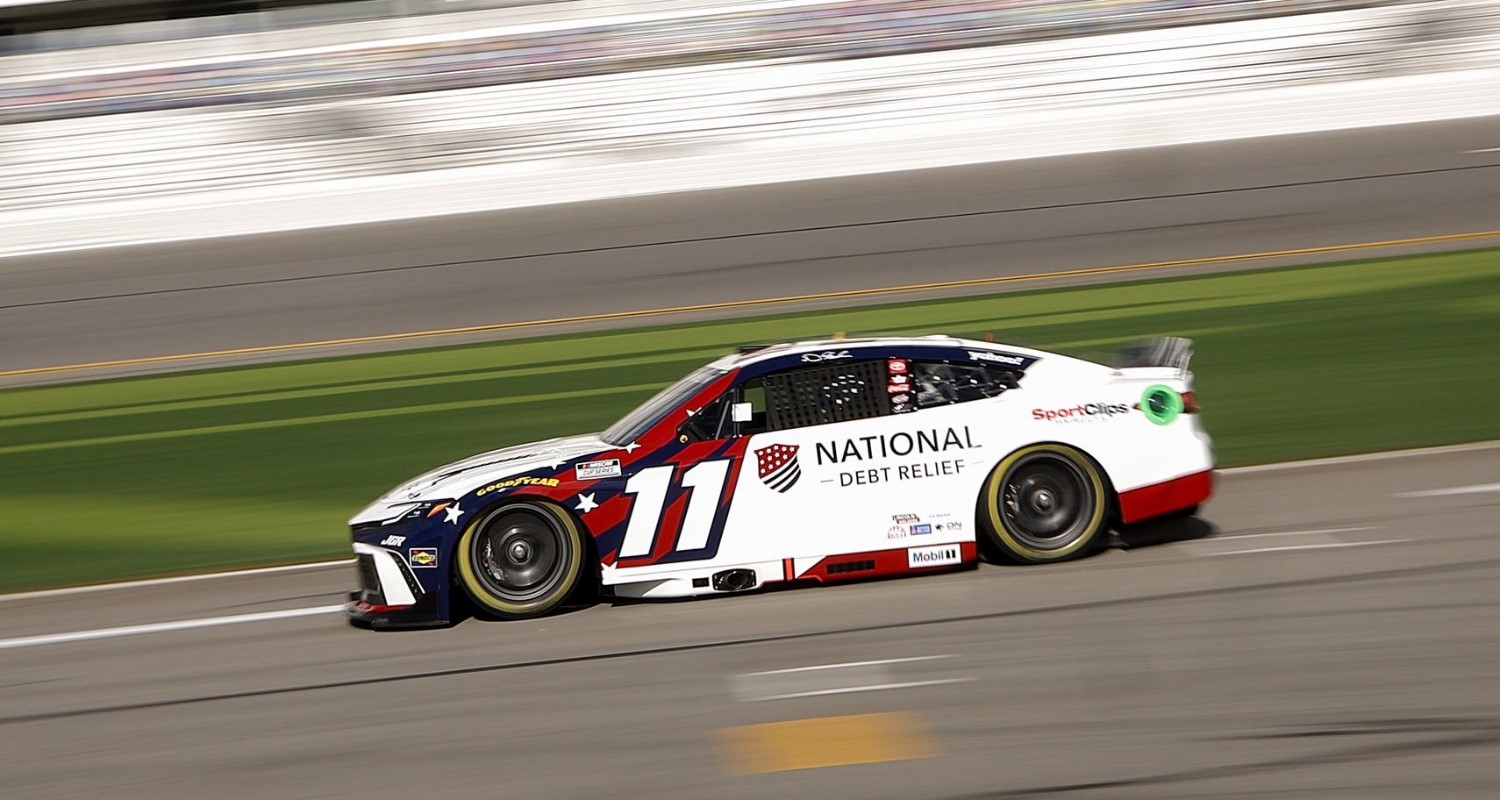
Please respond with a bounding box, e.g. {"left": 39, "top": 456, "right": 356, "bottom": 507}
{"left": 5, "top": 229, "right": 1496, "bottom": 381}
{"left": 718, "top": 712, "right": 940, "bottom": 774}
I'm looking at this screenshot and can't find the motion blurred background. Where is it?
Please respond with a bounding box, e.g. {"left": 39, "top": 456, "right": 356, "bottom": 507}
{"left": 1, "top": 0, "right": 1498, "bottom": 797}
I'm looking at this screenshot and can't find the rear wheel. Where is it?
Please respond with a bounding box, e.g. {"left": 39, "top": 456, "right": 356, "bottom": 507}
{"left": 981, "top": 444, "right": 1109, "bottom": 563}
{"left": 456, "top": 501, "right": 586, "bottom": 619}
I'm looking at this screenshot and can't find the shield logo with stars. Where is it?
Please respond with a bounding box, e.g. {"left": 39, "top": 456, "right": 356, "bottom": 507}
{"left": 755, "top": 444, "right": 801, "bottom": 493}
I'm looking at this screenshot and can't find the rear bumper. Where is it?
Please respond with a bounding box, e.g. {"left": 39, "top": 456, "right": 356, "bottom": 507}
{"left": 1118, "top": 470, "right": 1214, "bottom": 525}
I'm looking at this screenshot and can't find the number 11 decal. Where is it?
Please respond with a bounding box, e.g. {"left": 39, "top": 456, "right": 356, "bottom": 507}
{"left": 618, "top": 460, "right": 732, "bottom": 559}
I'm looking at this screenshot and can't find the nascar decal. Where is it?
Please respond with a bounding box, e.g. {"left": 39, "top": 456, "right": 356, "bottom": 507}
{"left": 755, "top": 444, "right": 801, "bottom": 493}
{"left": 575, "top": 459, "right": 622, "bottom": 480}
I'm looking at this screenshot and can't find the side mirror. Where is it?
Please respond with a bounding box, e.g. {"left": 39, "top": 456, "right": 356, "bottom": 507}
{"left": 731, "top": 402, "right": 753, "bottom": 423}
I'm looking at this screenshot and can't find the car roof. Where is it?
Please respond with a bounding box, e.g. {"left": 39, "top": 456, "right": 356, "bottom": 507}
{"left": 707, "top": 335, "right": 1047, "bottom": 370}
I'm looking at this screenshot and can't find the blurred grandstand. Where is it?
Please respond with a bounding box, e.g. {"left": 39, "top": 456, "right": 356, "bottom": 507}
{"left": 1, "top": 0, "right": 1489, "bottom": 223}
{"left": 3, "top": 1, "right": 1393, "bottom": 123}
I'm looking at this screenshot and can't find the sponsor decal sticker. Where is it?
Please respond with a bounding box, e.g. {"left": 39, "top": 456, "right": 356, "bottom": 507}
{"left": 911, "top": 523, "right": 933, "bottom": 535}
{"left": 801, "top": 350, "right": 852, "bottom": 363}
{"left": 888, "top": 374, "right": 909, "bottom": 386}
{"left": 1032, "top": 402, "right": 1130, "bottom": 423}
{"left": 1141, "top": 385, "right": 1185, "bottom": 426}
{"left": 887, "top": 525, "right": 908, "bottom": 539}
{"left": 575, "top": 459, "right": 622, "bottom": 480}
{"left": 890, "top": 392, "right": 911, "bottom": 404}
{"left": 476, "top": 476, "right": 561, "bottom": 497}
{"left": 967, "top": 350, "right": 1026, "bottom": 366}
{"left": 888, "top": 359, "right": 908, "bottom": 374}
{"left": 935, "top": 521, "right": 963, "bottom": 533}
{"left": 816, "top": 427, "right": 978, "bottom": 464}
{"left": 409, "top": 547, "right": 439, "bottom": 568}
{"left": 380, "top": 535, "right": 406, "bottom": 547}
{"left": 892, "top": 513, "right": 921, "bottom": 524}
{"left": 814, "top": 426, "right": 979, "bottom": 487}
{"left": 756, "top": 444, "right": 802, "bottom": 493}
{"left": 908, "top": 545, "right": 962, "bottom": 568}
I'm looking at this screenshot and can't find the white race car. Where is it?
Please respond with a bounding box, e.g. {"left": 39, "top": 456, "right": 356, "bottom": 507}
{"left": 347, "top": 335, "right": 1213, "bottom": 627}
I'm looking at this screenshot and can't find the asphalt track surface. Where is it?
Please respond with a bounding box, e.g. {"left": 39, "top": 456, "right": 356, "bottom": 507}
{"left": 2, "top": 116, "right": 1499, "bottom": 382}
{"left": 3, "top": 446, "right": 1499, "bottom": 798}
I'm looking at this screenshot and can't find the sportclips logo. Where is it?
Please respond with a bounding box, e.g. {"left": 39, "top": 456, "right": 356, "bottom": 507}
{"left": 1032, "top": 402, "right": 1130, "bottom": 423}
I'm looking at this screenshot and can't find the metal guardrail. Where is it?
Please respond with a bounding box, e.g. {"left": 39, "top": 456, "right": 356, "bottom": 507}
{"left": 0, "top": 1, "right": 1494, "bottom": 212}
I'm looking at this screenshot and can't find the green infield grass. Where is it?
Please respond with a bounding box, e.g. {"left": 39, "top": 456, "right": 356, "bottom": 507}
{"left": 3, "top": 248, "right": 1498, "bottom": 591}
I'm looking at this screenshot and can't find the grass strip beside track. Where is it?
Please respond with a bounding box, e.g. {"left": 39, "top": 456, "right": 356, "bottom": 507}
{"left": 3, "top": 249, "right": 1498, "bottom": 591}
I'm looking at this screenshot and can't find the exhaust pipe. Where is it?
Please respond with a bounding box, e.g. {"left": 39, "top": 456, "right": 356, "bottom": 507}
{"left": 712, "top": 569, "right": 757, "bottom": 592}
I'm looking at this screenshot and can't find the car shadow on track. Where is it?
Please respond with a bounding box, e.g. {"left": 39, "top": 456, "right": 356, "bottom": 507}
{"left": 1112, "top": 514, "right": 1217, "bottom": 550}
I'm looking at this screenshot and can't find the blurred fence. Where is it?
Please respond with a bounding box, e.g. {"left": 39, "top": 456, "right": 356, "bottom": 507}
{"left": 0, "top": 0, "right": 1495, "bottom": 213}
{"left": 1, "top": 0, "right": 1380, "bottom": 124}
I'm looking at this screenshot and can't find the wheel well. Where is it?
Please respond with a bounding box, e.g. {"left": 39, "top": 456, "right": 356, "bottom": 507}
{"left": 450, "top": 495, "right": 603, "bottom": 603}
{"left": 975, "top": 441, "right": 1122, "bottom": 532}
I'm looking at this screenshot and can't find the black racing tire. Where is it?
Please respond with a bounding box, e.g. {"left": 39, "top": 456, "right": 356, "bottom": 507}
{"left": 980, "top": 444, "right": 1109, "bottom": 564}
{"left": 455, "top": 501, "right": 586, "bottom": 619}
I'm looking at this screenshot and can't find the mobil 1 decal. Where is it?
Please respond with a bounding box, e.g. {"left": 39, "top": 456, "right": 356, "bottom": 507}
{"left": 815, "top": 425, "right": 980, "bottom": 487}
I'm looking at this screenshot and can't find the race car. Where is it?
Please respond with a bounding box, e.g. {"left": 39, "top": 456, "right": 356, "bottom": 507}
{"left": 347, "top": 335, "right": 1213, "bottom": 628}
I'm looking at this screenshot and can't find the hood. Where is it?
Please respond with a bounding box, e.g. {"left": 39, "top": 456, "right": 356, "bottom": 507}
{"left": 350, "top": 433, "right": 608, "bottom": 526}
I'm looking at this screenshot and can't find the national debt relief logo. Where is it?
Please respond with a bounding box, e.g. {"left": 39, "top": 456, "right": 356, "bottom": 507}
{"left": 755, "top": 444, "right": 802, "bottom": 493}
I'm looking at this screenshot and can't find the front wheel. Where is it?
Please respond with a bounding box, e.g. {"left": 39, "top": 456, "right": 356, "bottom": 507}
{"left": 456, "top": 501, "right": 587, "bottom": 619}
{"left": 980, "top": 444, "right": 1109, "bottom": 563}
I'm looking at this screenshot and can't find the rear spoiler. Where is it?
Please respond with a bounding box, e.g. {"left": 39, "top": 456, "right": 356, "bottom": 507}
{"left": 1114, "top": 337, "right": 1193, "bottom": 371}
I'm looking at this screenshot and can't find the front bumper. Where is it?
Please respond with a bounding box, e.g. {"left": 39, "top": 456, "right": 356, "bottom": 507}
{"left": 345, "top": 542, "right": 450, "bottom": 628}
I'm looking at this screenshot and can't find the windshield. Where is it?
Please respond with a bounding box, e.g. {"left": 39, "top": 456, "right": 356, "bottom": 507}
{"left": 602, "top": 366, "right": 726, "bottom": 446}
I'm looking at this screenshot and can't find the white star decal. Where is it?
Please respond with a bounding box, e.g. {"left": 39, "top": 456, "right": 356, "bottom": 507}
{"left": 622, "top": 441, "right": 641, "bottom": 454}
{"left": 575, "top": 493, "right": 599, "bottom": 514}
{"left": 685, "top": 407, "right": 699, "bottom": 417}
{"left": 542, "top": 454, "right": 567, "bottom": 469}
{"left": 443, "top": 503, "right": 464, "bottom": 525}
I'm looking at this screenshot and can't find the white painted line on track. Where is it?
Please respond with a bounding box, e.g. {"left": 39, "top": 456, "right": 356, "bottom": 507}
{"left": 1214, "top": 527, "right": 1377, "bottom": 541}
{"left": 0, "top": 604, "right": 345, "bottom": 651}
{"left": 748, "top": 679, "right": 972, "bottom": 702}
{"left": 0, "top": 559, "right": 352, "bottom": 603}
{"left": 733, "top": 654, "right": 962, "bottom": 702}
{"left": 1219, "top": 440, "right": 1500, "bottom": 475}
{"left": 1397, "top": 482, "right": 1500, "bottom": 498}
{"left": 742, "top": 655, "right": 953, "bottom": 676}
{"left": 1208, "top": 540, "right": 1407, "bottom": 557}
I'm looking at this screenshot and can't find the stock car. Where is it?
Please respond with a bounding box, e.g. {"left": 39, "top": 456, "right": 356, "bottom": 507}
{"left": 347, "top": 335, "right": 1213, "bottom": 628}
